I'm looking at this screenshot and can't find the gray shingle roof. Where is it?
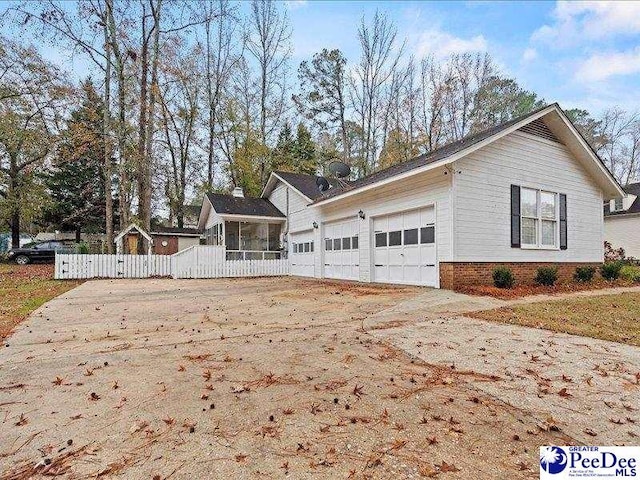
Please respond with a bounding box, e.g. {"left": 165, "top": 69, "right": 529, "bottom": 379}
{"left": 273, "top": 171, "right": 346, "bottom": 200}
{"left": 313, "top": 104, "right": 556, "bottom": 203}
{"left": 606, "top": 182, "right": 640, "bottom": 216}
{"left": 206, "top": 192, "right": 285, "bottom": 218}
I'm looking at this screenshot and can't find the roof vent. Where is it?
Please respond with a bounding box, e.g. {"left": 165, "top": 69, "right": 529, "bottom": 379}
{"left": 232, "top": 186, "right": 244, "bottom": 198}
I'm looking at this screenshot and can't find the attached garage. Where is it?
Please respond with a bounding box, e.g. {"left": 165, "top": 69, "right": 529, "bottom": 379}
{"left": 372, "top": 207, "right": 437, "bottom": 286}
{"left": 289, "top": 230, "right": 315, "bottom": 277}
{"left": 323, "top": 218, "right": 359, "bottom": 281}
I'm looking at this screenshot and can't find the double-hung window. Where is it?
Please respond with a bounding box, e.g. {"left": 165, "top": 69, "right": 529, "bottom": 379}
{"left": 520, "top": 187, "right": 558, "bottom": 248}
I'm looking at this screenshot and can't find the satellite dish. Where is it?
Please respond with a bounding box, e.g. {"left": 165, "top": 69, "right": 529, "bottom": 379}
{"left": 316, "top": 176, "right": 330, "bottom": 192}
{"left": 327, "top": 161, "right": 351, "bottom": 179}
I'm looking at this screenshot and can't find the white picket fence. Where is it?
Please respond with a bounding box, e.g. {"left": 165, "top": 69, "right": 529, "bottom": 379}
{"left": 54, "top": 246, "right": 290, "bottom": 280}
{"left": 55, "top": 254, "right": 173, "bottom": 279}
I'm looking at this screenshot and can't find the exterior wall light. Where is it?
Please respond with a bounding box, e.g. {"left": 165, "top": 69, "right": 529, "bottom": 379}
{"left": 312, "top": 221, "right": 318, "bottom": 229}
{"left": 358, "top": 210, "right": 365, "bottom": 219}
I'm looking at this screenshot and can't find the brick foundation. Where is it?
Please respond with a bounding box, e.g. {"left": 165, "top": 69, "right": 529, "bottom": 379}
{"left": 439, "top": 262, "right": 602, "bottom": 290}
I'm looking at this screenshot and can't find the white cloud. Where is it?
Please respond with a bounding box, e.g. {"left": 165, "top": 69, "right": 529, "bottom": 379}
{"left": 286, "top": 0, "right": 308, "bottom": 10}
{"left": 533, "top": 1, "right": 640, "bottom": 45}
{"left": 522, "top": 48, "right": 538, "bottom": 63}
{"left": 575, "top": 47, "right": 640, "bottom": 81}
{"left": 413, "top": 29, "right": 487, "bottom": 59}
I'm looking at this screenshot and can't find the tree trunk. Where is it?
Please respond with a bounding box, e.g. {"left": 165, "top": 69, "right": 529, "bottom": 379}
{"left": 139, "top": 0, "right": 162, "bottom": 253}
{"left": 75, "top": 225, "right": 81, "bottom": 243}
{"left": 10, "top": 211, "right": 20, "bottom": 249}
{"left": 103, "top": 0, "right": 114, "bottom": 253}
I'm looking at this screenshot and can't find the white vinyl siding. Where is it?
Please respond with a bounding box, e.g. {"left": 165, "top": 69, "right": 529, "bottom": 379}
{"left": 454, "top": 131, "right": 604, "bottom": 262}
{"left": 605, "top": 215, "right": 640, "bottom": 258}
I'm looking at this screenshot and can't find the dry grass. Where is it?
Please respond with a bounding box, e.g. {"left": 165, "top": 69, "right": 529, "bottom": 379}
{"left": 470, "top": 291, "right": 640, "bottom": 346}
{"left": 0, "top": 264, "right": 81, "bottom": 339}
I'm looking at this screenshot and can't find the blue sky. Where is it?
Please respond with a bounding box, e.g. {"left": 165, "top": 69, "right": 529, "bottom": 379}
{"left": 3, "top": 1, "right": 639, "bottom": 115}
{"left": 284, "top": 0, "right": 640, "bottom": 115}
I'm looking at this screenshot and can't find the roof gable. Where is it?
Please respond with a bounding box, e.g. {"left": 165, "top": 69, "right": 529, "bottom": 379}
{"left": 261, "top": 171, "right": 346, "bottom": 202}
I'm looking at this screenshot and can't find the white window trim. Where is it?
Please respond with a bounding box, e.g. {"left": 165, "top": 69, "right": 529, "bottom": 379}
{"left": 520, "top": 187, "right": 560, "bottom": 251}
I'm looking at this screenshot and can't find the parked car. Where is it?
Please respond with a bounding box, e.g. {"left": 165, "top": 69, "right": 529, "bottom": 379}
{"left": 7, "top": 241, "right": 74, "bottom": 265}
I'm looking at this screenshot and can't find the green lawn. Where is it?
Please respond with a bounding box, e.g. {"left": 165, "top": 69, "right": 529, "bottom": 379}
{"left": 0, "top": 263, "right": 81, "bottom": 339}
{"left": 470, "top": 292, "right": 640, "bottom": 346}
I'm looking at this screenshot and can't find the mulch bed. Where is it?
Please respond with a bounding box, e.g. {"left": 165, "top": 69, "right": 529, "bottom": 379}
{"left": 458, "top": 279, "right": 636, "bottom": 299}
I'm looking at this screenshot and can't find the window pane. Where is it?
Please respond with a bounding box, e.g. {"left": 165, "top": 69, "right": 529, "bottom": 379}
{"left": 542, "top": 220, "right": 556, "bottom": 246}
{"left": 293, "top": 243, "right": 297, "bottom": 254}
{"left": 404, "top": 228, "right": 418, "bottom": 245}
{"left": 541, "top": 192, "right": 556, "bottom": 219}
{"left": 614, "top": 198, "right": 623, "bottom": 211}
{"left": 310, "top": 241, "right": 314, "bottom": 252}
{"left": 304, "top": 242, "right": 310, "bottom": 253}
{"left": 268, "top": 224, "right": 281, "bottom": 251}
{"left": 225, "top": 221, "right": 240, "bottom": 250}
{"left": 352, "top": 236, "right": 359, "bottom": 249}
{"left": 521, "top": 217, "right": 537, "bottom": 245}
{"left": 420, "top": 226, "right": 435, "bottom": 244}
{"left": 389, "top": 231, "right": 401, "bottom": 246}
{"left": 240, "top": 222, "right": 269, "bottom": 251}
{"left": 342, "top": 237, "right": 351, "bottom": 250}
{"left": 521, "top": 188, "right": 537, "bottom": 217}
{"left": 333, "top": 238, "right": 341, "bottom": 250}
{"left": 325, "top": 239, "right": 332, "bottom": 250}
{"left": 375, "top": 232, "right": 387, "bottom": 247}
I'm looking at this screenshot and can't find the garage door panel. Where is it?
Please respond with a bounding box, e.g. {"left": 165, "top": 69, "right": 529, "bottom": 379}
{"left": 373, "top": 206, "right": 437, "bottom": 287}
{"left": 323, "top": 219, "right": 359, "bottom": 281}
{"left": 290, "top": 230, "right": 314, "bottom": 277}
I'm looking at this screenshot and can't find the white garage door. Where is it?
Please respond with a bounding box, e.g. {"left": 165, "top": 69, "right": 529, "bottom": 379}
{"left": 373, "top": 207, "right": 436, "bottom": 286}
{"left": 290, "top": 230, "right": 315, "bottom": 277}
{"left": 323, "top": 219, "right": 359, "bottom": 280}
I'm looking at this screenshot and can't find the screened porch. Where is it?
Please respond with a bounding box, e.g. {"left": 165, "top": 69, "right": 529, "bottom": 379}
{"left": 203, "top": 220, "right": 284, "bottom": 260}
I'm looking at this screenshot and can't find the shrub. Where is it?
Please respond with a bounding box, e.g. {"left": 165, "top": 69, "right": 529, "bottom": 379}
{"left": 492, "top": 266, "right": 515, "bottom": 289}
{"left": 535, "top": 266, "right": 558, "bottom": 286}
{"left": 76, "top": 242, "right": 90, "bottom": 254}
{"left": 600, "top": 261, "right": 623, "bottom": 281}
{"left": 573, "top": 266, "right": 596, "bottom": 283}
{"left": 620, "top": 265, "right": 640, "bottom": 282}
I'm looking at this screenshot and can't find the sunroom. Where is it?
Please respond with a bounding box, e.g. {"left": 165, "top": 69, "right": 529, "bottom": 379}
{"left": 198, "top": 189, "right": 287, "bottom": 260}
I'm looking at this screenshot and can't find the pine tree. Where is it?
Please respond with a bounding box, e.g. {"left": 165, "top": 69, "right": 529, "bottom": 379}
{"left": 42, "top": 80, "right": 108, "bottom": 240}
{"left": 293, "top": 123, "right": 317, "bottom": 175}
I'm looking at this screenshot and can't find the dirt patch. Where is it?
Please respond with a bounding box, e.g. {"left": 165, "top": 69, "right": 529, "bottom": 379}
{"left": 459, "top": 279, "right": 635, "bottom": 299}
{"left": 469, "top": 291, "right": 640, "bottom": 346}
{"left": 0, "top": 264, "right": 81, "bottom": 339}
{"left": 0, "top": 277, "right": 569, "bottom": 479}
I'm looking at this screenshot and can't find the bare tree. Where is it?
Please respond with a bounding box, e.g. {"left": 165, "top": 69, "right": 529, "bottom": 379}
{"left": 158, "top": 43, "right": 201, "bottom": 227}
{"left": 351, "top": 11, "right": 404, "bottom": 176}
{"left": 244, "top": 0, "right": 291, "bottom": 185}
{"left": 201, "top": 0, "right": 239, "bottom": 190}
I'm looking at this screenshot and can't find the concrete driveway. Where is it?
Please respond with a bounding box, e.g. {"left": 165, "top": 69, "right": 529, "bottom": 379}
{"left": 365, "top": 289, "right": 640, "bottom": 446}
{"left": 0, "top": 278, "right": 571, "bottom": 479}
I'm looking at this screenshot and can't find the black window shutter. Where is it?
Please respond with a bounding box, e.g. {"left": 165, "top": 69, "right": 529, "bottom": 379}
{"left": 511, "top": 185, "right": 521, "bottom": 248}
{"left": 559, "top": 193, "right": 567, "bottom": 250}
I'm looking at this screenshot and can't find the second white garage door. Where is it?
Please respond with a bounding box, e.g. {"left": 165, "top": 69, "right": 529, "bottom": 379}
{"left": 373, "top": 207, "right": 437, "bottom": 286}
{"left": 290, "top": 230, "right": 315, "bottom": 277}
{"left": 323, "top": 219, "right": 359, "bottom": 280}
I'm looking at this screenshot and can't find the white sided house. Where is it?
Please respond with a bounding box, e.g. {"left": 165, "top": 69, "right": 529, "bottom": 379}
{"left": 604, "top": 182, "right": 640, "bottom": 259}
{"left": 198, "top": 104, "right": 623, "bottom": 289}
